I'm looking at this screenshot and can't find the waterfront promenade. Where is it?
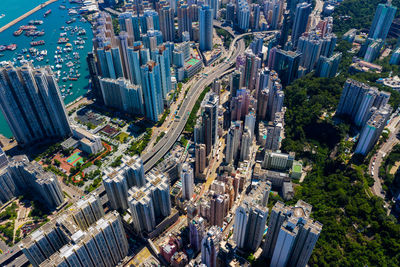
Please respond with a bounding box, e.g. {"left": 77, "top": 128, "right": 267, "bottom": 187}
{"left": 0, "top": 0, "right": 58, "bottom": 33}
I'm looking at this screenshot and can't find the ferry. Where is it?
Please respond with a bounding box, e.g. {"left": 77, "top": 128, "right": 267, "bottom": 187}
{"left": 7, "top": 44, "right": 17, "bottom": 51}
{"left": 30, "top": 40, "right": 45, "bottom": 46}
{"left": 44, "top": 10, "right": 52, "bottom": 17}
{"left": 13, "top": 29, "right": 23, "bottom": 36}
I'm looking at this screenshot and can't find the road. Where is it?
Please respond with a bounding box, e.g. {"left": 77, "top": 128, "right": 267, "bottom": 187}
{"left": 369, "top": 115, "right": 400, "bottom": 198}
{"left": 141, "top": 29, "right": 278, "bottom": 173}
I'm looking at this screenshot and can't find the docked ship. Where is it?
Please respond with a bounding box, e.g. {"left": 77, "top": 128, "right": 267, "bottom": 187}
{"left": 44, "top": 9, "right": 51, "bottom": 17}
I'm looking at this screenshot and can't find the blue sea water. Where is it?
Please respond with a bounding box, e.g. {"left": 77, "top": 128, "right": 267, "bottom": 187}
{"left": 0, "top": 0, "right": 93, "bottom": 138}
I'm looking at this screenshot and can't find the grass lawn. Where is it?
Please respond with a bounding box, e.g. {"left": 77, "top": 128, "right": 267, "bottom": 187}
{"left": 116, "top": 132, "right": 130, "bottom": 143}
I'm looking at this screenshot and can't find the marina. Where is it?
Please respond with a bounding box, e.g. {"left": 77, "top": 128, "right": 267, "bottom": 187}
{"left": 0, "top": 0, "right": 93, "bottom": 137}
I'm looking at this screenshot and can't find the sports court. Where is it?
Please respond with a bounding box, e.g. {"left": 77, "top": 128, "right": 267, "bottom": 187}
{"left": 66, "top": 151, "right": 84, "bottom": 166}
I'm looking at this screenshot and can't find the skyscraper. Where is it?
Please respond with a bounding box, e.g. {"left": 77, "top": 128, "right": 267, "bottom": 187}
{"left": 189, "top": 216, "right": 205, "bottom": 252}
{"left": 263, "top": 200, "right": 322, "bottom": 267}
{"left": 128, "top": 171, "right": 171, "bottom": 233}
{"left": 291, "top": 3, "right": 312, "bottom": 48}
{"left": 141, "top": 61, "right": 164, "bottom": 122}
{"left": 181, "top": 163, "right": 194, "bottom": 200}
{"left": 86, "top": 52, "right": 104, "bottom": 104}
{"left": 315, "top": 53, "right": 342, "bottom": 78}
{"left": 201, "top": 226, "right": 222, "bottom": 267}
{"left": 233, "top": 181, "right": 270, "bottom": 252}
{"left": 159, "top": 6, "right": 175, "bottom": 42}
{"left": 8, "top": 155, "right": 64, "bottom": 209}
{"left": 368, "top": 1, "right": 397, "bottom": 41}
{"left": 355, "top": 106, "right": 392, "bottom": 155}
{"left": 272, "top": 49, "right": 301, "bottom": 86}
{"left": 103, "top": 155, "right": 146, "bottom": 210}
{"left": 178, "top": 4, "right": 193, "bottom": 40}
{"left": 237, "top": 0, "right": 251, "bottom": 31}
{"left": 0, "top": 63, "right": 71, "bottom": 146}
{"left": 199, "top": 5, "right": 213, "bottom": 51}
{"left": 195, "top": 144, "right": 207, "bottom": 179}
{"left": 240, "top": 126, "right": 252, "bottom": 161}
{"left": 225, "top": 121, "right": 243, "bottom": 164}
{"left": 70, "top": 193, "right": 105, "bottom": 231}
{"left": 208, "top": 0, "right": 219, "bottom": 19}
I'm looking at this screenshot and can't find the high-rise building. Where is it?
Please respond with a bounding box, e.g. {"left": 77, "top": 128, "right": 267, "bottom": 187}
{"left": 103, "top": 155, "right": 146, "bottom": 210}
{"left": 237, "top": 0, "right": 250, "bottom": 31}
{"left": 230, "top": 70, "right": 242, "bottom": 98}
{"left": 195, "top": 144, "right": 207, "bottom": 179}
{"left": 8, "top": 155, "right": 64, "bottom": 209}
{"left": 0, "top": 168, "right": 17, "bottom": 205}
{"left": 178, "top": 4, "right": 193, "bottom": 40}
{"left": 263, "top": 150, "right": 295, "bottom": 171}
{"left": 272, "top": 49, "right": 301, "bottom": 86}
{"left": 29, "top": 211, "right": 129, "bottom": 267}
{"left": 315, "top": 53, "right": 342, "bottom": 78}
{"left": 0, "top": 63, "right": 71, "bottom": 146}
{"left": 355, "top": 105, "right": 392, "bottom": 155}
{"left": 0, "top": 147, "right": 9, "bottom": 169}
{"left": 225, "top": 121, "right": 243, "bottom": 164}
{"left": 70, "top": 194, "right": 105, "bottom": 231}
{"left": 199, "top": 5, "right": 213, "bottom": 51}
{"left": 226, "top": 3, "right": 235, "bottom": 23}
{"left": 233, "top": 181, "right": 270, "bottom": 251}
{"left": 201, "top": 226, "right": 222, "bottom": 267}
{"left": 240, "top": 127, "right": 252, "bottom": 161}
{"left": 100, "top": 77, "right": 144, "bottom": 115}
{"left": 140, "top": 9, "right": 160, "bottom": 32}
{"left": 181, "top": 163, "right": 194, "bottom": 200}
{"left": 128, "top": 171, "right": 171, "bottom": 233}
{"left": 141, "top": 61, "right": 164, "bottom": 122}
{"left": 208, "top": 0, "right": 219, "bottom": 19}
{"left": 86, "top": 52, "right": 104, "bottom": 104}
{"left": 336, "top": 79, "right": 390, "bottom": 127}
{"left": 263, "top": 200, "right": 322, "bottom": 267}
{"left": 291, "top": 3, "right": 312, "bottom": 47}
{"left": 189, "top": 216, "right": 205, "bottom": 252}
{"left": 196, "top": 92, "right": 219, "bottom": 156}
{"left": 368, "top": 1, "right": 397, "bottom": 41}
{"left": 159, "top": 6, "right": 175, "bottom": 42}
{"left": 103, "top": 167, "right": 130, "bottom": 210}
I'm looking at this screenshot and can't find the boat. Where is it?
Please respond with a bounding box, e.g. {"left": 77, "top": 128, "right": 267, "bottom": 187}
{"left": 6, "top": 44, "right": 17, "bottom": 50}
{"left": 0, "top": 14, "right": 5, "bottom": 19}
{"left": 44, "top": 9, "right": 51, "bottom": 17}
{"left": 58, "top": 38, "right": 69, "bottom": 44}
{"left": 30, "top": 40, "right": 45, "bottom": 46}
{"left": 0, "top": 46, "right": 7, "bottom": 52}
{"left": 66, "top": 18, "right": 76, "bottom": 24}
{"left": 0, "top": 54, "right": 4, "bottom": 57}
{"left": 13, "top": 29, "right": 23, "bottom": 36}
{"left": 68, "top": 9, "right": 78, "bottom": 15}
{"left": 22, "top": 48, "right": 28, "bottom": 53}
{"left": 59, "top": 5, "right": 66, "bottom": 9}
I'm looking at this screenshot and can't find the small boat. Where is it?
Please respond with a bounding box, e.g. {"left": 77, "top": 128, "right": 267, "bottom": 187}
{"left": 0, "top": 45, "right": 6, "bottom": 52}
{"left": 6, "top": 44, "right": 17, "bottom": 50}
{"left": 44, "top": 9, "right": 51, "bottom": 17}
{"left": 13, "top": 29, "right": 23, "bottom": 36}
{"left": 30, "top": 40, "right": 45, "bottom": 46}
{"left": 0, "top": 54, "right": 4, "bottom": 57}
{"left": 59, "top": 5, "right": 66, "bottom": 9}
{"left": 0, "top": 14, "right": 5, "bottom": 19}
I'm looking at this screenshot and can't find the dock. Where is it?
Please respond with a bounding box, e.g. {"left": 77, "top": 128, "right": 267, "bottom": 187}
{"left": 0, "top": 0, "right": 59, "bottom": 33}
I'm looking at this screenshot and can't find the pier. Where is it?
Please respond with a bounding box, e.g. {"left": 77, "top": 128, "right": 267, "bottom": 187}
{"left": 0, "top": 0, "right": 59, "bottom": 33}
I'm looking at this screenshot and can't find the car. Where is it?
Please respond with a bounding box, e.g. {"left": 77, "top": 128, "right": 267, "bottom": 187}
{"left": 371, "top": 171, "right": 374, "bottom": 176}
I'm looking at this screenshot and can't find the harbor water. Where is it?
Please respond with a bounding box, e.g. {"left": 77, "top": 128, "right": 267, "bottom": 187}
{"left": 0, "top": 0, "right": 93, "bottom": 138}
